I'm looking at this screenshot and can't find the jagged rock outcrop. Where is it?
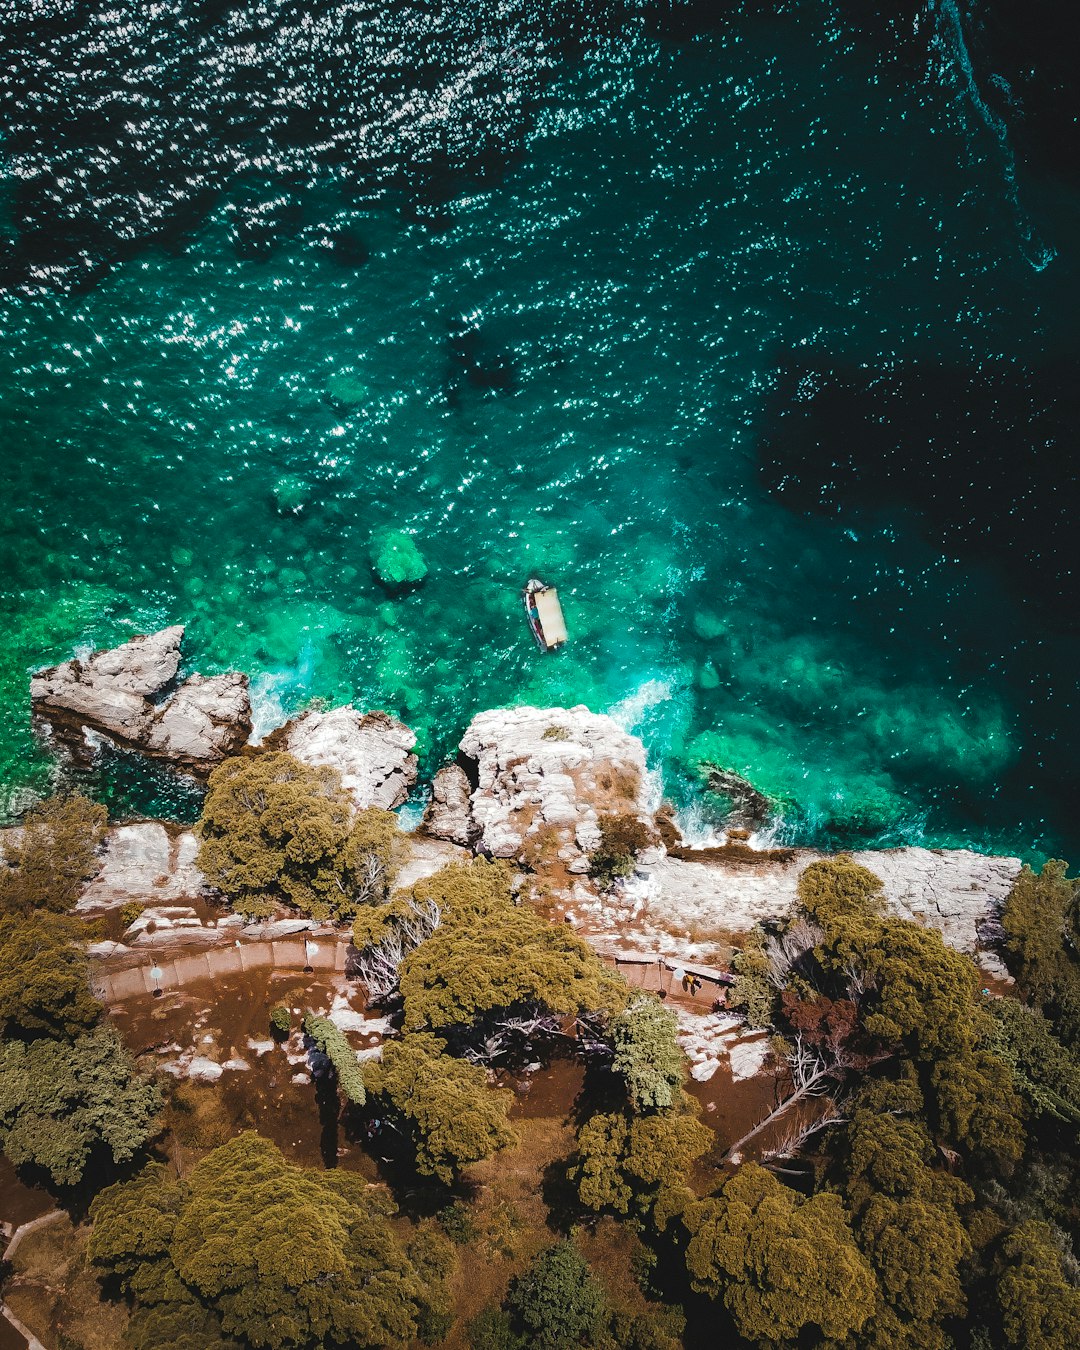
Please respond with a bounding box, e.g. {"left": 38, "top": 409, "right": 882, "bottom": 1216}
{"left": 703, "top": 766, "right": 776, "bottom": 830}
{"left": 427, "top": 705, "right": 654, "bottom": 869}
{"left": 31, "top": 626, "right": 250, "bottom": 772}
{"left": 267, "top": 705, "right": 417, "bottom": 810}
{"left": 145, "top": 672, "right": 251, "bottom": 767}
{"left": 423, "top": 764, "right": 475, "bottom": 846}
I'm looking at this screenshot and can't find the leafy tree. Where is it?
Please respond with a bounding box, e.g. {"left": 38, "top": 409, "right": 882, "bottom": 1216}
{"left": 682, "top": 1164, "right": 877, "bottom": 1346}
{"left": 930, "top": 1049, "right": 1026, "bottom": 1167}
{"left": 92, "top": 1133, "right": 433, "bottom": 1350}
{"left": 989, "top": 997, "right": 1080, "bottom": 1124}
{"left": 365, "top": 1033, "right": 516, "bottom": 1183}
{"left": 1002, "top": 860, "right": 1080, "bottom": 1042}
{"left": 573, "top": 1101, "right": 712, "bottom": 1215}
{"left": 125, "top": 1298, "right": 242, "bottom": 1350}
{"left": 88, "top": 1163, "right": 182, "bottom": 1300}
{"left": 0, "top": 792, "right": 107, "bottom": 914}
{"left": 0, "top": 910, "right": 101, "bottom": 1038}
{"left": 589, "top": 814, "right": 653, "bottom": 889}
{"left": 994, "top": 1220, "right": 1080, "bottom": 1350}
{"left": 407, "top": 1226, "right": 459, "bottom": 1343}
{"left": 398, "top": 862, "right": 624, "bottom": 1035}
{"left": 728, "top": 928, "right": 776, "bottom": 1027}
{"left": 0, "top": 1024, "right": 161, "bottom": 1185}
{"left": 506, "top": 1241, "right": 609, "bottom": 1350}
{"left": 840, "top": 1095, "right": 974, "bottom": 1341}
{"left": 811, "top": 912, "right": 1025, "bottom": 1162}
{"left": 196, "top": 752, "right": 407, "bottom": 921}
{"left": 303, "top": 1012, "right": 365, "bottom": 1106}
{"left": 608, "top": 994, "right": 684, "bottom": 1111}
{"left": 797, "top": 854, "right": 885, "bottom": 942}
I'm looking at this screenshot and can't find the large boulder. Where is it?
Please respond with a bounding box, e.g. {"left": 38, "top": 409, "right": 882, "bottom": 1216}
{"left": 145, "top": 672, "right": 251, "bottom": 769}
{"left": 423, "top": 764, "right": 475, "bottom": 846}
{"left": 31, "top": 626, "right": 184, "bottom": 744}
{"left": 75, "top": 823, "right": 205, "bottom": 912}
{"left": 429, "top": 705, "right": 654, "bottom": 869}
{"left": 31, "top": 626, "right": 250, "bottom": 773}
{"left": 267, "top": 705, "right": 417, "bottom": 810}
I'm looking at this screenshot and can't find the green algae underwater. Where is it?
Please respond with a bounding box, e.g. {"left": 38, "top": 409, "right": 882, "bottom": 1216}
{"left": 2, "top": 9, "right": 1079, "bottom": 860}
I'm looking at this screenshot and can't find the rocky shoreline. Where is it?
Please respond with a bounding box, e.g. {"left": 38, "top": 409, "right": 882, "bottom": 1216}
{"left": 23, "top": 626, "right": 1021, "bottom": 981}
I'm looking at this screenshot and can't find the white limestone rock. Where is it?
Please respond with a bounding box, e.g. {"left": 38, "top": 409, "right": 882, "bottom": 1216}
{"left": 145, "top": 672, "right": 251, "bottom": 769}
{"left": 438, "top": 705, "right": 654, "bottom": 868}
{"left": 187, "top": 1057, "right": 224, "bottom": 1082}
{"left": 31, "top": 626, "right": 250, "bottom": 773}
{"left": 269, "top": 705, "right": 417, "bottom": 810}
{"left": 621, "top": 846, "right": 1022, "bottom": 959}
{"left": 76, "top": 823, "right": 205, "bottom": 912}
{"left": 422, "top": 764, "right": 475, "bottom": 845}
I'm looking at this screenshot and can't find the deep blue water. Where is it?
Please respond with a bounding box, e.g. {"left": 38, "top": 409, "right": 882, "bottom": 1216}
{"left": 1, "top": 1, "right": 1078, "bottom": 860}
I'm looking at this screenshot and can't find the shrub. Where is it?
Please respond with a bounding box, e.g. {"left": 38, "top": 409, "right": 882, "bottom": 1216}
{"left": 541, "top": 725, "right": 571, "bottom": 741}
{"left": 268, "top": 1004, "right": 290, "bottom": 1039}
{"left": 119, "top": 900, "right": 146, "bottom": 929}
{"left": 589, "top": 814, "right": 653, "bottom": 889}
{"left": 0, "top": 793, "right": 107, "bottom": 914}
{"left": 796, "top": 855, "right": 885, "bottom": 941}
{"left": 506, "top": 1241, "right": 609, "bottom": 1350}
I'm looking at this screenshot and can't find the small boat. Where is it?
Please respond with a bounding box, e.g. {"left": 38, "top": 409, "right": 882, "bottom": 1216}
{"left": 523, "top": 579, "right": 567, "bottom": 650}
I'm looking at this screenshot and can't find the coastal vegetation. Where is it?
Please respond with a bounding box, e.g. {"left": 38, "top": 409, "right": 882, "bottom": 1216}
{"left": 196, "top": 752, "right": 407, "bottom": 920}
{"left": 0, "top": 772, "right": 1077, "bottom": 1350}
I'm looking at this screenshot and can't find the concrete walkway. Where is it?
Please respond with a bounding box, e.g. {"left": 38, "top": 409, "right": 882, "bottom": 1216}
{"left": 92, "top": 932, "right": 353, "bottom": 1003}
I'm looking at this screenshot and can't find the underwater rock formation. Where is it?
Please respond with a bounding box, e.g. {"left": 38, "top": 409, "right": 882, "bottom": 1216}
{"left": 428, "top": 704, "right": 654, "bottom": 868}
{"left": 266, "top": 705, "right": 418, "bottom": 810}
{"left": 703, "top": 765, "right": 776, "bottom": 830}
{"left": 30, "top": 626, "right": 251, "bottom": 772}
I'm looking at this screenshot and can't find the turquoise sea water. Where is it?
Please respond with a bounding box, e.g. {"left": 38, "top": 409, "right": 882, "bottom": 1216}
{"left": 2, "top": 4, "right": 1078, "bottom": 858}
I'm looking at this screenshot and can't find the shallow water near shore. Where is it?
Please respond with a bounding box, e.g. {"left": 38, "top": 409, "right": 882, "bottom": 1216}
{"left": 2, "top": 2, "right": 1079, "bottom": 859}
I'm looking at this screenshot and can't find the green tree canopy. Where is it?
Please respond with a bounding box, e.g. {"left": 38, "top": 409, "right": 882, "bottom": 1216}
{"left": 994, "top": 1220, "right": 1080, "bottom": 1350}
{"left": 1002, "top": 860, "right": 1080, "bottom": 1043}
{"left": 303, "top": 1013, "right": 365, "bottom": 1106}
{"left": 817, "top": 915, "right": 1025, "bottom": 1163}
{"left": 0, "top": 792, "right": 107, "bottom": 914}
{"left": 797, "top": 854, "right": 885, "bottom": 943}
{"left": 397, "top": 861, "right": 624, "bottom": 1034}
{"left": 506, "top": 1241, "right": 609, "bottom": 1350}
{"left": 840, "top": 1094, "right": 974, "bottom": 1341}
{"left": 0, "top": 911, "right": 101, "bottom": 1038}
{"left": 989, "top": 996, "right": 1080, "bottom": 1124}
{"left": 682, "top": 1164, "right": 877, "bottom": 1346}
{"left": 365, "top": 1032, "right": 517, "bottom": 1183}
{"left": 196, "top": 752, "right": 407, "bottom": 921}
{"left": 93, "top": 1133, "right": 435, "bottom": 1350}
{"left": 608, "top": 994, "right": 684, "bottom": 1111}
{"left": 0, "top": 1024, "right": 161, "bottom": 1185}
{"left": 573, "top": 1102, "right": 712, "bottom": 1216}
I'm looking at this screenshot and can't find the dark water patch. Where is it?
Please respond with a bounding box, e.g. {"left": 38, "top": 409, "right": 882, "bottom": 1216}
{"left": 0, "top": 0, "right": 630, "bottom": 292}
{"left": 757, "top": 353, "right": 1080, "bottom": 621}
